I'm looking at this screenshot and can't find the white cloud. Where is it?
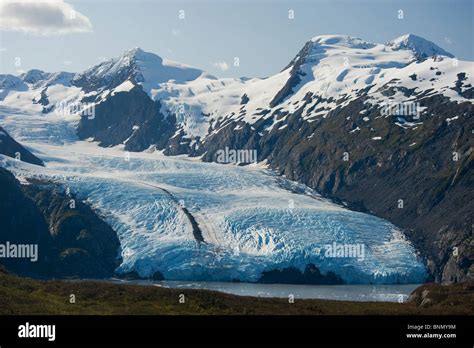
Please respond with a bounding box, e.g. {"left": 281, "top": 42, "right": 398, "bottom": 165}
{"left": 0, "top": 0, "right": 93, "bottom": 35}
{"left": 213, "top": 61, "right": 229, "bottom": 72}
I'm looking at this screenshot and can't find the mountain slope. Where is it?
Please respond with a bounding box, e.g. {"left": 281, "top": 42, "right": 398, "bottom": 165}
{"left": 193, "top": 36, "right": 473, "bottom": 282}
{"left": 387, "top": 34, "right": 455, "bottom": 59}
{"left": 0, "top": 131, "right": 121, "bottom": 278}
{"left": 72, "top": 47, "right": 210, "bottom": 93}
{"left": 0, "top": 126, "right": 44, "bottom": 166}
{"left": 0, "top": 166, "right": 122, "bottom": 278}
{"left": 0, "top": 33, "right": 472, "bottom": 283}
{"left": 77, "top": 85, "right": 177, "bottom": 151}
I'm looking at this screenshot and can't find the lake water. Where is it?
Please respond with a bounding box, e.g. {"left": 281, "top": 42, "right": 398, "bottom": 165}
{"left": 107, "top": 279, "right": 421, "bottom": 302}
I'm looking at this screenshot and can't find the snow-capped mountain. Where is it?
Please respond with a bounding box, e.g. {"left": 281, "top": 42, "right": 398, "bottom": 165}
{"left": 72, "top": 47, "right": 211, "bottom": 93}
{"left": 0, "top": 74, "right": 27, "bottom": 89}
{"left": 1, "top": 34, "right": 469, "bottom": 145}
{"left": 0, "top": 33, "right": 472, "bottom": 283}
{"left": 2, "top": 69, "right": 75, "bottom": 90}
{"left": 68, "top": 34, "right": 470, "bottom": 159}
{"left": 387, "top": 34, "right": 455, "bottom": 59}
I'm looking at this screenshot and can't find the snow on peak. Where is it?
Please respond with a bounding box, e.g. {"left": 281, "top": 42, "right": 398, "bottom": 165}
{"left": 124, "top": 47, "right": 146, "bottom": 56}
{"left": 173, "top": 32, "right": 467, "bottom": 135}
{"left": 387, "top": 34, "right": 454, "bottom": 58}
{"left": 0, "top": 74, "right": 27, "bottom": 90}
{"left": 121, "top": 47, "right": 164, "bottom": 66}
{"left": 73, "top": 47, "right": 208, "bottom": 92}
{"left": 310, "top": 34, "right": 376, "bottom": 49}
{"left": 72, "top": 48, "right": 144, "bottom": 91}
{"left": 19, "top": 70, "right": 74, "bottom": 89}
{"left": 20, "top": 69, "right": 48, "bottom": 85}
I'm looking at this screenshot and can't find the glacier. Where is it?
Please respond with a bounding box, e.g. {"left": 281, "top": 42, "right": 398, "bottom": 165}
{"left": 0, "top": 105, "right": 428, "bottom": 284}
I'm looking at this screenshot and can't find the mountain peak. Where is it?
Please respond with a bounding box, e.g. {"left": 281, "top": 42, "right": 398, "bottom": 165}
{"left": 121, "top": 47, "right": 163, "bottom": 64}
{"left": 17, "top": 69, "right": 74, "bottom": 89}
{"left": 125, "top": 47, "right": 144, "bottom": 55}
{"left": 310, "top": 35, "right": 376, "bottom": 49}
{"left": 73, "top": 47, "right": 206, "bottom": 93}
{"left": 387, "top": 34, "right": 454, "bottom": 58}
{"left": 20, "top": 69, "right": 47, "bottom": 84}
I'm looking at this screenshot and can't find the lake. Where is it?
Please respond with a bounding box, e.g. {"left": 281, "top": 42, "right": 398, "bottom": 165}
{"left": 107, "top": 279, "right": 421, "bottom": 302}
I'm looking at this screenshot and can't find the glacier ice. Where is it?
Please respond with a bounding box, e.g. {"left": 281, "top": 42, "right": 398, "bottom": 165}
{"left": 0, "top": 104, "right": 428, "bottom": 285}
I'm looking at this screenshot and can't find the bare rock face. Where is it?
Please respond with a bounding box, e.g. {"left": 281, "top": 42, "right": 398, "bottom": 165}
{"left": 0, "top": 127, "right": 44, "bottom": 166}
{"left": 442, "top": 245, "right": 474, "bottom": 283}
{"left": 0, "top": 167, "right": 121, "bottom": 279}
{"left": 77, "top": 85, "right": 177, "bottom": 152}
{"left": 408, "top": 282, "right": 474, "bottom": 309}
{"left": 419, "top": 289, "right": 433, "bottom": 307}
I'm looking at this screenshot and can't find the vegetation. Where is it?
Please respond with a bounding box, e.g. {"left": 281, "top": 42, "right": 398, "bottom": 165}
{"left": 0, "top": 270, "right": 472, "bottom": 315}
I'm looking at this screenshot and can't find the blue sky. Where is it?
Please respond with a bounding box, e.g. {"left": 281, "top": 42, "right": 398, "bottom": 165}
{"left": 0, "top": 0, "right": 472, "bottom": 77}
